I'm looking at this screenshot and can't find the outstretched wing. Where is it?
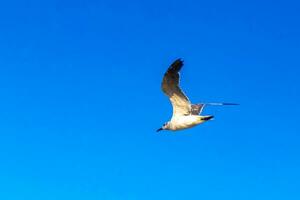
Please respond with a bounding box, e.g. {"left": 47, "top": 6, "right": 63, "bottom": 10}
{"left": 191, "top": 104, "right": 205, "bottom": 115}
{"left": 191, "top": 103, "right": 239, "bottom": 115}
{"left": 161, "top": 59, "right": 191, "bottom": 116}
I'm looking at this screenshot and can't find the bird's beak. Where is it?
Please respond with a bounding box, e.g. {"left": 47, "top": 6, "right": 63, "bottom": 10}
{"left": 156, "top": 127, "right": 163, "bottom": 132}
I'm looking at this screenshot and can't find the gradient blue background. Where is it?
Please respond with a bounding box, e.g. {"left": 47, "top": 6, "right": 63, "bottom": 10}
{"left": 0, "top": 0, "right": 299, "bottom": 199}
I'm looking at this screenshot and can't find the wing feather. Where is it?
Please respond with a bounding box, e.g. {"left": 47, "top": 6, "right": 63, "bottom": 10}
{"left": 161, "top": 59, "right": 191, "bottom": 116}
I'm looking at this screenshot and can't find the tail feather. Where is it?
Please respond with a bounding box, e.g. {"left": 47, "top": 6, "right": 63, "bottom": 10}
{"left": 201, "top": 115, "right": 214, "bottom": 121}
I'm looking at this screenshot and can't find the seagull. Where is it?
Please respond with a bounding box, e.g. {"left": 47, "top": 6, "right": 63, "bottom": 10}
{"left": 157, "top": 59, "right": 238, "bottom": 132}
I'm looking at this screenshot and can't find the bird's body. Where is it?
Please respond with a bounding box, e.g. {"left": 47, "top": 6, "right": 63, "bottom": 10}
{"left": 157, "top": 58, "right": 237, "bottom": 132}
{"left": 168, "top": 115, "right": 211, "bottom": 131}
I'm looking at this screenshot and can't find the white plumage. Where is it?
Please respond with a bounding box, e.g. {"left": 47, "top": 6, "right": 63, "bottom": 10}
{"left": 157, "top": 59, "right": 238, "bottom": 132}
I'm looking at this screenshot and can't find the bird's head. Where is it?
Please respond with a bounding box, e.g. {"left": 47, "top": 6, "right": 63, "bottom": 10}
{"left": 156, "top": 122, "right": 170, "bottom": 132}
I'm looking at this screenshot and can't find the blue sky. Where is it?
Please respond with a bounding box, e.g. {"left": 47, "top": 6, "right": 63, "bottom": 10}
{"left": 0, "top": 0, "right": 300, "bottom": 199}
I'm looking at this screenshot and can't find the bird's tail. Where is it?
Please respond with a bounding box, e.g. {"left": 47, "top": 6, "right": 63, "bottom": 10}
{"left": 201, "top": 115, "right": 214, "bottom": 121}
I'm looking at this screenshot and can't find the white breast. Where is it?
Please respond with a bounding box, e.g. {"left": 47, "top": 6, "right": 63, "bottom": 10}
{"left": 170, "top": 115, "right": 203, "bottom": 130}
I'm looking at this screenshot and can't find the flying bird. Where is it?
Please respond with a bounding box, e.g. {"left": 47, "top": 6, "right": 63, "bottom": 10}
{"left": 157, "top": 59, "right": 238, "bottom": 132}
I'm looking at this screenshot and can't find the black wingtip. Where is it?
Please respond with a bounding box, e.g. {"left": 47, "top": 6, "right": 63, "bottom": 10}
{"left": 174, "top": 58, "right": 183, "bottom": 62}
{"left": 222, "top": 103, "right": 240, "bottom": 105}
{"left": 169, "top": 58, "right": 184, "bottom": 71}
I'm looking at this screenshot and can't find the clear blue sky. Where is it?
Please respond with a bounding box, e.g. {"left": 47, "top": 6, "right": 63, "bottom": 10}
{"left": 0, "top": 0, "right": 299, "bottom": 199}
